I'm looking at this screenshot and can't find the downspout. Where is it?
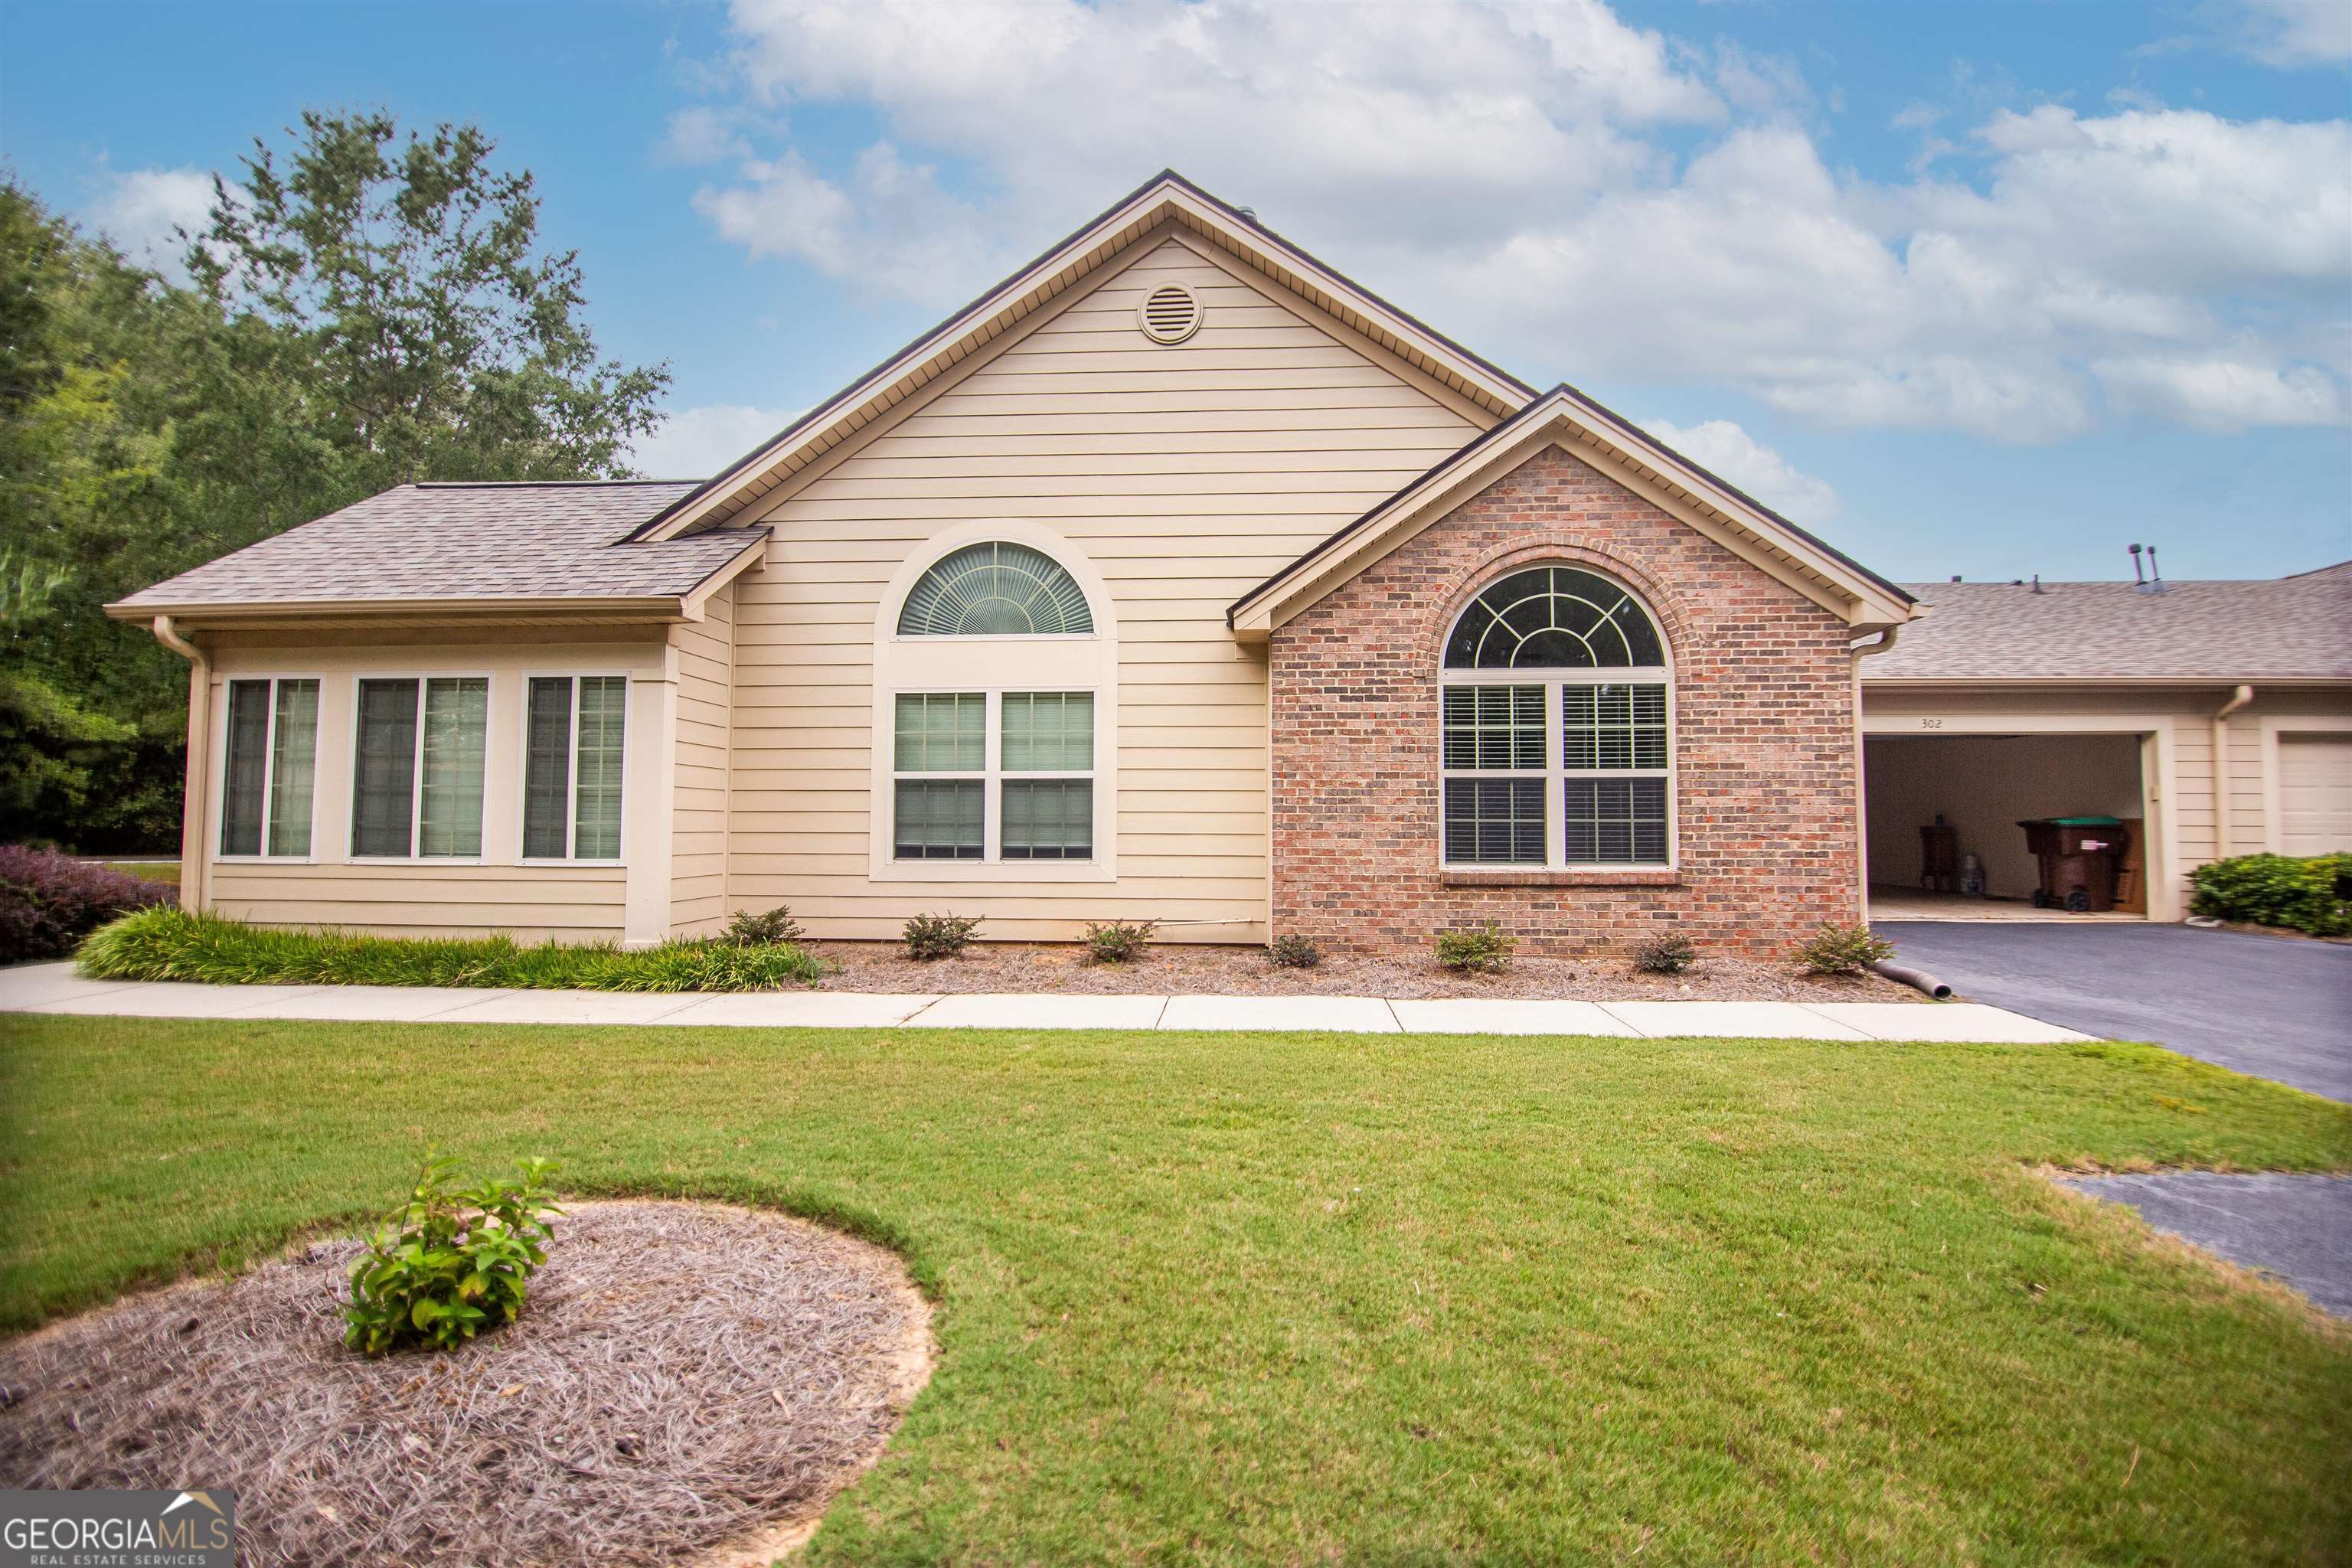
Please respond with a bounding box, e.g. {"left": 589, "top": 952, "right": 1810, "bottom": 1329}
{"left": 1851, "top": 625, "right": 1903, "bottom": 916}
{"left": 2212, "top": 684, "right": 2254, "bottom": 861}
{"left": 149, "top": 616, "right": 209, "bottom": 913}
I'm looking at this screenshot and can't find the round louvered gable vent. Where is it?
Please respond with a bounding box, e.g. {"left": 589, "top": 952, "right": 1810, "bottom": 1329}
{"left": 1138, "top": 283, "right": 1201, "bottom": 345}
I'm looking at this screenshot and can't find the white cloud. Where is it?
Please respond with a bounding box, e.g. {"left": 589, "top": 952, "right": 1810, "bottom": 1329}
{"left": 1638, "top": 419, "right": 1841, "bottom": 526}
{"left": 84, "top": 166, "right": 213, "bottom": 275}
{"left": 675, "top": 0, "right": 2350, "bottom": 441}
{"left": 628, "top": 403, "right": 805, "bottom": 479}
{"left": 2092, "top": 355, "right": 2347, "bottom": 430}
{"left": 2236, "top": 0, "right": 2352, "bottom": 67}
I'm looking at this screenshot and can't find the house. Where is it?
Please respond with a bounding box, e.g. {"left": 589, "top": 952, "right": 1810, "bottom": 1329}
{"left": 106, "top": 173, "right": 2350, "bottom": 953}
{"left": 1859, "top": 563, "right": 2351, "bottom": 922}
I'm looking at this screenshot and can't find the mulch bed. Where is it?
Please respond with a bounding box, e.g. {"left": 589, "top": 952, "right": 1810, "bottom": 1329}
{"left": 0, "top": 1201, "right": 931, "bottom": 1568}
{"left": 809, "top": 941, "right": 1923, "bottom": 1002}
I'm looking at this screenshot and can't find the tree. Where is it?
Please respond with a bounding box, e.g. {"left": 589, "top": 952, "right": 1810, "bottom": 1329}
{"left": 191, "top": 111, "right": 668, "bottom": 489}
{"left": 0, "top": 112, "right": 669, "bottom": 851}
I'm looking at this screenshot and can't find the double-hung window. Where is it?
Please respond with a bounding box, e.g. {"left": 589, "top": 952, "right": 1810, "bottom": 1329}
{"left": 893, "top": 691, "right": 1094, "bottom": 862}
{"left": 522, "top": 675, "right": 629, "bottom": 861}
{"left": 351, "top": 677, "right": 490, "bottom": 858}
{"left": 219, "top": 677, "right": 320, "bottom": 857}
{"left": 1439, "top": 567, "right": 1673, "bottom": 868}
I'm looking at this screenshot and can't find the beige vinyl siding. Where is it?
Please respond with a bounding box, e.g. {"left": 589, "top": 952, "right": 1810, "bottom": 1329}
{"left": 196, "top": 634, "right": 665, "bottom": 942}
{"left": 670, "top": 583, "right": 735, "bottom": 936}
{"left": 725, "top": 230, "right": 1489, "bottom": 941}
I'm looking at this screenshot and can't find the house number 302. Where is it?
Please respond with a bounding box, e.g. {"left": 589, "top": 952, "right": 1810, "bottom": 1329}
{"left": 1919, "top": 718, "right": 1945, "bottom": 730}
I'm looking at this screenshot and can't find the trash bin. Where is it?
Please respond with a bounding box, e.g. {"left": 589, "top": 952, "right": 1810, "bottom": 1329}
{"left": 2017, "top": 816, "right": 2125, "bottom": 912}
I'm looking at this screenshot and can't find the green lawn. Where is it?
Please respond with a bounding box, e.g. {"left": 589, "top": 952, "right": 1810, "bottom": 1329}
{"left": 3, "top": 1016, "right": 2347, "bottom": 1565}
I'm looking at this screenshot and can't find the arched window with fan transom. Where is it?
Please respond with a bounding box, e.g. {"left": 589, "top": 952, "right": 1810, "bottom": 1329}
{"left": 1439, "top": 565, "right": 1674, "bottom": 868}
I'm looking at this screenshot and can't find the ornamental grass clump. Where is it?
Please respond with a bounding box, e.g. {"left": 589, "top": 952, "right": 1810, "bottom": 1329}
{"left": 1794, "top": 922, "right": 1896, "bottom": 976}
{"left": 76, "top": 906, "right": 821, "bottom": 991}
{"left": 1435, "top": 923, "right": 1514, "bottom": 975}
{"left": 344, "top": 1154, "right": 560, "bottom": 1356}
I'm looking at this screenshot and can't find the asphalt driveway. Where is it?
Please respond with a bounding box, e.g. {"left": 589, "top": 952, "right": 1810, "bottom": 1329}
{"left": 1880, "top": 921, "right": 2352, "bottom": 1102}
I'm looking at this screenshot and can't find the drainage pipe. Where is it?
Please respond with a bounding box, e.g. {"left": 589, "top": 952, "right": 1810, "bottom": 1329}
{"left": 148, "top": 615, "right": 208, "bottom": 913}
{"left": 1871, "top": 959, "right": 1952, "bottom": 1000}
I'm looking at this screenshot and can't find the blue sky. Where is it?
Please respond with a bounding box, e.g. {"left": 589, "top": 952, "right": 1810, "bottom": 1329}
{"left": 3, "top": 0, "right": 2347, "bottom": 583}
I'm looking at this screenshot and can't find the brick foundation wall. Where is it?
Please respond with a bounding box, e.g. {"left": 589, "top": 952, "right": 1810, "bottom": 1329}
{"left": 1269, "top": 444, "right": 1862, "bottom": 959}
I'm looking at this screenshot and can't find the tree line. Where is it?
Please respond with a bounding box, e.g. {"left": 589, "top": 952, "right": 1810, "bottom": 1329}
{"left": 2, "top": 111, "right": 669, "bottom": 851}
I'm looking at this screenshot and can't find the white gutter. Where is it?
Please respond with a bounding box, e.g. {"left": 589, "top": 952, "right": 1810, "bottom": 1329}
{"left": 1851, "top": 626, "right": 1904, "bottom": 913}
{"left": 2213, "top": 684, "right": 2255, "bottom": 856}
{"left": 148, "top": 616, "right": 208, "bottom": 913}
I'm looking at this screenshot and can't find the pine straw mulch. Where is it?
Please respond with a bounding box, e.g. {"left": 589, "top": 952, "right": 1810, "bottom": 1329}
{"left": 0, "top": 1200, "right": 932, "bottom": 1568}
{"left": 809, "top": 941, "right": 1926, "bottom": 1003}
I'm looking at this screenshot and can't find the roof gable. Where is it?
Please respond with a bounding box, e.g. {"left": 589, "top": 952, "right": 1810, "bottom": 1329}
{"left": 631, "top": 170, "right": 1535, "bottom": 542}
{"left": 1228, "top": 385, "right": 1917, "bottom": 635}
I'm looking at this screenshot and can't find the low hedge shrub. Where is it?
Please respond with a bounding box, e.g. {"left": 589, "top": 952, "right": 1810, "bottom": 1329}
{"left": 1084, "top": 919, "right": 1156, "bottom": 964}
{"left": 1435, "top": 923, "right": 1514, "bottom": 975}
{"left": 1266, "top": 933, "right": 1323, "bottom": 969}
{"left": 1794, "top": 922, "right": 1895, "bottom": 976}
{"left": 903, "top": 912, "right": 982, "bottom": 959}
{"left": 0, "top": 844, "right": 176, "bottom": 963}
{"left": 2188, "top": 852, "right": 2351, "bottom": 937}
{"left": 76, "top": 906, "right": 822, "bottom": 991}
{"left": 1632, "top": 931, "right": 1697, "bottom": 975}
{"left": 345, "top": 1153, "right": 561, "bottom": 1356}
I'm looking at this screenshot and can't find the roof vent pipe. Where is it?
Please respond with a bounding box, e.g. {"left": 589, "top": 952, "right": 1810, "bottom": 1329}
{"left": 2129, "top": 543, "right": 2145, "bottom": 585}
{"left": 2031, "top": 573, "right": 2042, "bottom": 594}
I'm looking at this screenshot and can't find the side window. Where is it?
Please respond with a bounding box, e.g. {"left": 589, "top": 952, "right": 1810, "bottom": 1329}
{"left": 220, "top": 678, "right": 320, "bottom": 857}
{"left": 351, "top": 677, "right": 489, "bottom": 858}
{"left": 523, "top": 675, "right": 629, "bottom": 861}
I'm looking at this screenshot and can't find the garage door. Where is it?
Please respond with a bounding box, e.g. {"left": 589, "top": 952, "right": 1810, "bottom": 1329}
{"left": 2278, "top": 733, "right": 2352, "bottom": 855}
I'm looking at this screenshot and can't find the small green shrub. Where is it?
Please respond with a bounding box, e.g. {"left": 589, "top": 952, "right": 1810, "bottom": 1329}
{"left": 1795, "top": 922, "right": 1896, "bottom": 976}
{"left": 2189, "top": 852, "right": 2351, "bottom": 937}
{"left": 1632, "top": 931, "right": 1697, "bottom": 975}
{"left": 725, "top": 904, "right": 807, "bottom": 946}
{"left": 345, "top": 1153, "right": 561, "bottom": 1356}
{"left": 904, "top": 911, "right": 982, "bottom": 959}
{"left": 76, "top": 906, "right": 820, "bottom": 991}
{"left": 1435, "top": 923, "right": 1514, "bottom": 975}
{"left": 1267, "top": 933, "right": 1323, "bottom": 969}
{"left": 1085, "top": 919, "right": 1157, "bottom": 963}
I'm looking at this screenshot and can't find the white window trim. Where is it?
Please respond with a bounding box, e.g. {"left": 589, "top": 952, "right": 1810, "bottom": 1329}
{"left": 887, "top": 688, "right": 1101, "bottom": 867}
{"left": 1437, "top": 667, "right": 1679, "bottom": 872}
{"left": 514, "top": 670, "right": 632, "bottom": 867}
{"left": 346, "top": 671, "right": 495, "bottom": 865}
{"left": 213, "top": 673, "right": 324, "bottom": 864}
{"left": 867, "top": 519, "right": 1119, "bottom": 884}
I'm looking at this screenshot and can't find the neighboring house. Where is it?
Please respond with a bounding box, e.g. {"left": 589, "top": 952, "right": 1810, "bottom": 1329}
{"left": 1860, "top": 563, "right": 2352, "bottom": 921}
{"left": 107, "top": 173, "right": 2347, "bottom": 952}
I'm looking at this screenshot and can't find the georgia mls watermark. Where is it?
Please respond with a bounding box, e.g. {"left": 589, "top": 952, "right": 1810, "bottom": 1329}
{"left": 2, "top": 1490, "right": 235, "bottom": 1568}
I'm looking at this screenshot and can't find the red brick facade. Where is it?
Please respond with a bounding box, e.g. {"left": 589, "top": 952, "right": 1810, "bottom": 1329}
{"left": 1269, "top": 444, "right": 1862, "bottom": 958}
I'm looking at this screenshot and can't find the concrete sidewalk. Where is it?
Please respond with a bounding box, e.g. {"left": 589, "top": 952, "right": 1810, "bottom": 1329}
{"left": 0, "top": 962, "right": 2092, "bottom": 1041}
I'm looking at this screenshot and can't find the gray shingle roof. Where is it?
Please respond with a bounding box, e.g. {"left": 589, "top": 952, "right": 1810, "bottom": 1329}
{"left": 113, "top": 482, "right": 765, "bottom": 612}
{"left": 1871, "top": 563, "right": 2352, "bottom": 681}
